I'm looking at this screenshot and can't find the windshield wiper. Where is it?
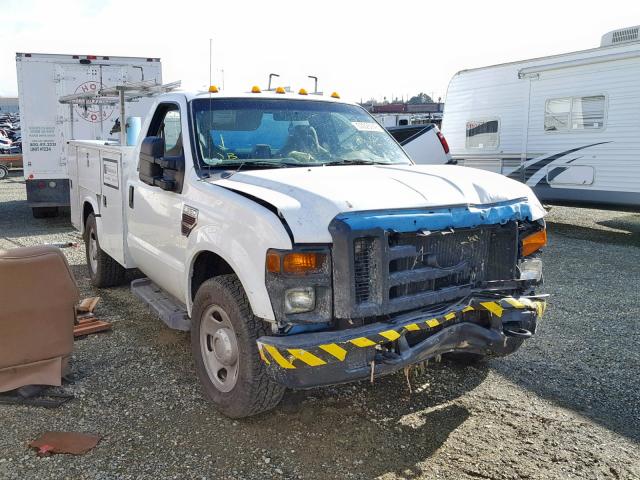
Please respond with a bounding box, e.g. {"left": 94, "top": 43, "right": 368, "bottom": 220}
{"left": 206, "top": 160, "right": 292, "bottom": 170}
{"left": 322, "top": 159, "right": 390, "bottom": 166}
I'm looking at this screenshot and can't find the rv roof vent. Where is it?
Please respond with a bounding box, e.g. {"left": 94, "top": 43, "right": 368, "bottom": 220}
{"left": 601, "top": 26, "right": 640, "bottom": 47}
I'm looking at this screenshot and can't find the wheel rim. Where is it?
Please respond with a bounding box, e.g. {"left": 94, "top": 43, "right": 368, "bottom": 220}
{"left": 0, "top": 168, "right": 6, "bottom": 179}
{"left": 200, "top": 304, "right": 239, "bottom": 393}
{"left": 88, "top": 229, "right": 98, "bottom": 274}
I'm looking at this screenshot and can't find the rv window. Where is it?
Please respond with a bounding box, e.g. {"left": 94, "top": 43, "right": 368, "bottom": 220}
{"left": 544, "top": 95, "right": 605, "bottom": 132}
{"left": 544, "top": 98, "right": 570, "bottom": 132}
{"left": 571, "top": 96, "right": 605, "bottom": 129}
{"left": 465, "top": 119, "right": 499, "bottom": 149}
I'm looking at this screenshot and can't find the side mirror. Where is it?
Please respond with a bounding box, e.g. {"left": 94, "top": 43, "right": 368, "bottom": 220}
{"left": 138, "top": 136, "right": 183, "bottom": 192}
{"left": 139, "top": 136, "right": 165, "bottom": 187}
{"left": 140, "top": 136, "right": 164, "bottom": 159}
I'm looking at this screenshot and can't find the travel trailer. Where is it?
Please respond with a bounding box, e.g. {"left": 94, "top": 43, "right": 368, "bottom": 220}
{"left": 441, "top": 26, "right": 640, "bottom": 209}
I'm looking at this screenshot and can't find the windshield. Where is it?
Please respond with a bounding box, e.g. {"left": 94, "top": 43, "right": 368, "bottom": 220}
{"left": 192, "top": 98, "right": 411, "bottom": 169}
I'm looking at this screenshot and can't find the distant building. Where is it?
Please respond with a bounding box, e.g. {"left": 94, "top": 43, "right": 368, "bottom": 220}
{"left": 370, "top": 103, "right": 407, "bottom": 113}
{"left": 0, "top": 97, "right": 19, "bottom": 114}
{"left": 406, "top": 102, "right": 444, "bottom": 114}
{"left": 364, "top": 102, "right": 444, "bottom": 115}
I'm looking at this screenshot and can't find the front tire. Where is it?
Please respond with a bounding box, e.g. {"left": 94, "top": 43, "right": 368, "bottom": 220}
{"left": 0, "top": 165, "right": 8, "bottom": 180}
{"left": 84, "top": 213, "right": 125, "bottom": 287}
{"left": 191, "top": 275, "right": 285, "bottom": 418}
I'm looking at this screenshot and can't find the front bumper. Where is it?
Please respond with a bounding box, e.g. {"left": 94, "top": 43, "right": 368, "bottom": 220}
{"left": 257, "top": 295, "right": 546, "bottom": 389}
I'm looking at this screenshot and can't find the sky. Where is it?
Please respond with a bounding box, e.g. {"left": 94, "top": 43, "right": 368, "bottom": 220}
{"left": 1, "top": 0, "right": 639, "bottom": 102}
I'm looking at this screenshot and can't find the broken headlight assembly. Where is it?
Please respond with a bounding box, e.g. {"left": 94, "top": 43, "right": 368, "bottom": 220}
{"left": 518, "top": 221, "right": 546, "bottom": 283}
{"left": 264, "top": 247, "right": 332, "bottom": 324}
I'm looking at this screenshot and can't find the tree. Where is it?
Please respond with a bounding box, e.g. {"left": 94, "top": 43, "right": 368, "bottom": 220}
{"left": 408, "top": 92, "right": 433, "bottom": 104}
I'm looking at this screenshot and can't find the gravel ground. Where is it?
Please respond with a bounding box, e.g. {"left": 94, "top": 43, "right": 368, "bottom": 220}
{"left": 1, "top": 171, "right": 639, "bottom": 480}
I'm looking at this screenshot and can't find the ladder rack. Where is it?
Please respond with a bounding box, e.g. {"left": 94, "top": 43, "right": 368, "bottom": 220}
{"left": 59, "top": 80, "right": 181, "bottom": 145}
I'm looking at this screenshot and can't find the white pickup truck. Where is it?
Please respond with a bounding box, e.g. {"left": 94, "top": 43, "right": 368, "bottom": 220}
{"left": 68, "top": 87, "right": 548, "bottom": 418}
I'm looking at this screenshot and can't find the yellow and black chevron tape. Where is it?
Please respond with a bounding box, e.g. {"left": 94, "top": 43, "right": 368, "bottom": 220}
{"left": 257, "top": 296, "right": 546, "bottom": 370}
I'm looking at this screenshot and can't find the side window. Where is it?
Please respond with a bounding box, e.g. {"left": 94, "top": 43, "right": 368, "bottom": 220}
{"left": 161, "top": 110, "right": 182, "bottom": 154}
{"left": 465, "top": 119, "right": 499, "bottom": 149}
{"left": 148, "top": 105, "right": 183, "bottom": 155}
{"left": 545, "top": 95, "right": 605, "bottom": 132}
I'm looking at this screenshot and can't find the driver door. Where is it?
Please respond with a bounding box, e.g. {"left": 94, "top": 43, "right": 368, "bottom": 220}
{"left": 127, "top": 103, "right": 187, "bottom": 300}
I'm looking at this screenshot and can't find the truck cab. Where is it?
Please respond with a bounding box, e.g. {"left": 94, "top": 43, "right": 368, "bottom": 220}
{"left": 68, "top": 87, "right": 548, "bottom": 418}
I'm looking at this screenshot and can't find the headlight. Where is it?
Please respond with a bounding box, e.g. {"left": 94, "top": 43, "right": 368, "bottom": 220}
{"left": 264, "top": 246, "right": 332, "bottom": 324}
{"left": 519, "top": 258, "right": 543, "bottom": 282}
{"left": 284, "top": 287, "right": 316, "bottom": 314}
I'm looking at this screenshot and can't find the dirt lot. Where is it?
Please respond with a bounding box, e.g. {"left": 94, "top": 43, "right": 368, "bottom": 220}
{"left": 1, "top": 171, "right": 639, "bottom": 480}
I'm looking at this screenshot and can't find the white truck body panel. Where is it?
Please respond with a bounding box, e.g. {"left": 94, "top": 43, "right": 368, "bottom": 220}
{"left": 16, "top": 52, "right": 161, "bottom": 207}
{"left": 441, "top": 35, "right": 640, "bottom": 208}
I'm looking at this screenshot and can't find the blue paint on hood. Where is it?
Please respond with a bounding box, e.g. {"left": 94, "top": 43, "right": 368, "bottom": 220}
{"left": 335, "top": 198, "right": 534, "bottom": 232}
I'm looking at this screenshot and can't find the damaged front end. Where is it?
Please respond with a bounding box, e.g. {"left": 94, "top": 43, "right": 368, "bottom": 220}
{"left": 259, "top": 199, "right": 548, "bottom": 389}
{"left": 258, "top": 295, "right": 546, "bottom": 388}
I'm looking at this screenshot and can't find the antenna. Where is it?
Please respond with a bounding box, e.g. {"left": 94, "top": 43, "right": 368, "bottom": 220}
{"left": 209, "top": 38, "right": 213, "bottom": 87}
{"left": 268, "top": 73, "right": 279, "bottom": 91}
{"left": 308, "top": 75, "right": 318, "bottom": 93}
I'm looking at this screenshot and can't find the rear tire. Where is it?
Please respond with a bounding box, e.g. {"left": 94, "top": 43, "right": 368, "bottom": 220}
{"left": 32, "top": 206, "right": 59, "bottom": 218}
{"left": 84, "top": 213, "right": 125, "bottom": 287}
{"left": 191, "top": 275, "right": 285, "bottom": 418}
{"left": 0, "top": 166, "right": 8, "bottom": 180}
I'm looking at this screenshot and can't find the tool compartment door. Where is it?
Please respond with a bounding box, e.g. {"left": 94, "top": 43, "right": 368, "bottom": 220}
{"left": 66, "top": 143, "right": 81, "bottom": 230}
{"left": 99, "top": 151, "right": 125, "bottom": 265}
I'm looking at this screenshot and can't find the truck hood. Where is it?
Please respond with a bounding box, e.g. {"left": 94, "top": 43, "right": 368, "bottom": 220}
{"left": 213, "top": 164, "right": 546, "bottom": 243}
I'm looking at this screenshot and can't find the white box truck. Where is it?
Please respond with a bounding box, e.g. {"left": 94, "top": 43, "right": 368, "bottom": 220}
{"left": 67, "top": 85, "right": 548, "bottom": 418}
{"left": 16, "top": 52, "right": 162, "bottom": 217}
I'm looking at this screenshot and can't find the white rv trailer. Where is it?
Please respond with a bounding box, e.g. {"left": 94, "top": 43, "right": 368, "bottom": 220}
{"left": 441, "top": 26, "right": 640, "bottom": 209}
{"left": 16, "top": 53, "right": 162, "bottom": 217}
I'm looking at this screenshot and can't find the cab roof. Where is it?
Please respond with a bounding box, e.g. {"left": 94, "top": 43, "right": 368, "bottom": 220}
{"left": 180, "top": 89, "right": 356, "bottom": 105}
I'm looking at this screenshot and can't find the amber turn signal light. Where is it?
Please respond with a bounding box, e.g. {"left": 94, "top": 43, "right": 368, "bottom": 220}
{"left": 266, "top": 251, "right": 325, "bottom": 274}
{"left": 522, "top": 229, "right": 547, "bottom": 257}
{"left": 266, "top": 252, "right": 281, "bottom": 273}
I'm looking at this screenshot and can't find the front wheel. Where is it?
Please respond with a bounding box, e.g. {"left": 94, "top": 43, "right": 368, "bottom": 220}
{"left": 0, "top": 165, "right": 8, "bottom": 180}
{"left": 191, "top": 275, "right": 285, "bottom": 418}
{"left": 84, "top": 213, "right": 125, "bottom": 287}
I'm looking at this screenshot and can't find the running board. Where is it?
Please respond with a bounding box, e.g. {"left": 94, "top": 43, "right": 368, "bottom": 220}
{"left": 130, "top": 278, "right": 190, "bottom": 331}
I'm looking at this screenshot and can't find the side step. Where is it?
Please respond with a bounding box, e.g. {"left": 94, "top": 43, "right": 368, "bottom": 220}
{"left": 130, "top": 278, "right": 190, "bottom": 331}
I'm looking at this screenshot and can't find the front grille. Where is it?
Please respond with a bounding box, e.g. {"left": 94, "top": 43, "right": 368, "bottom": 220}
{"left": 351, "top": 223, "right": 517, "bottom": 313}
{"left": 353, "top": 237, "right": 375, "bottom": 303}
{"left": 388, "top": 223, "right": 516, "bottom": 300}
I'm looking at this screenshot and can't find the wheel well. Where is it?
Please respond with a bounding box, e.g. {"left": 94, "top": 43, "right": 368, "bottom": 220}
{"left": 191, "top": 251, "right": 234, "bottom": 300}
{"left": 82, "top": 202, "right": 94, "bottom": 229}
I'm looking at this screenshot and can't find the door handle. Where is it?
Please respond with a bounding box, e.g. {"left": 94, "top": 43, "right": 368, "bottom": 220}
{"left": 129, "top": 186, "right": 134, "bottom": 208}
